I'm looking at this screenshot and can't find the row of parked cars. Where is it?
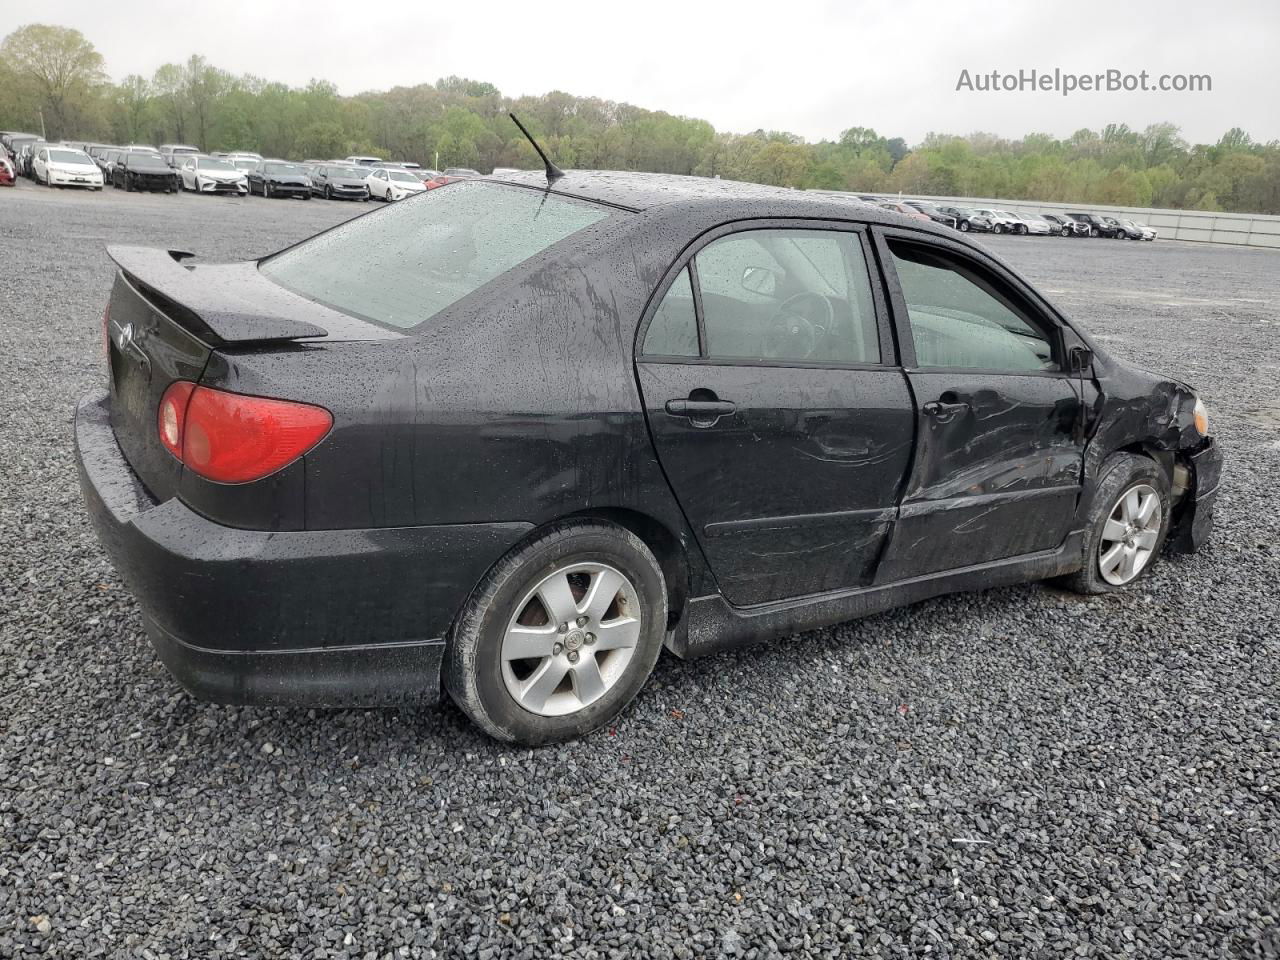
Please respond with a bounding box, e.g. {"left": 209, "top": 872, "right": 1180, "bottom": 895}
{"left": 0, "top": 132, "right": 490, "bottom": 202}
{"left": 864, "top": 196, "right": 1158, "bottom": 240}
{"left": 1, "top": 131, "right": 1160, "bottom": 242}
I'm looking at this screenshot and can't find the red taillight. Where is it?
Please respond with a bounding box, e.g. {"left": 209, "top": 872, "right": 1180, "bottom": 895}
{"left": 157, "top": 380, "right": 195, "bottom": 458}
{"left": 157, "top": 381, "right": 332, "bottom": 484}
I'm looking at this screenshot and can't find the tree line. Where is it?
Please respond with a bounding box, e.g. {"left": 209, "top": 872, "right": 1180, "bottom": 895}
{"left": 3, "top": 23, "right": 1278, "bottom": 214}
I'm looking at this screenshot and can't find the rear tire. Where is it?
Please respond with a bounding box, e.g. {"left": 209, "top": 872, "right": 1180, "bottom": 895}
{"left": 1058, "top": 454, "right": 1171, "bottom": 595}
{"left": 445, "top": 520, "right": 668, "bottom": 745}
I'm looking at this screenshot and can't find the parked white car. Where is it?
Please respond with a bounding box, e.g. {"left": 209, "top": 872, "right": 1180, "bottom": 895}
{"left": 179, "top": 155, "right": 249, "bottom": 195}
{"left": 1013, "top": 213, "right": 1054, "bottom": 236}
{"left": 33, "top": 146, "right": 104, "bottom": 190}
{"left": 974, "top": 208, "right": 1021, "bottom": 234}
{"left": 367, "top": 166, "right": 428, "bottom": 201}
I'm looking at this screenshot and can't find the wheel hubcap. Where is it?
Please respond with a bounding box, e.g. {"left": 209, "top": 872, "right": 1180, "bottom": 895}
{"left": 1098, "top": 483, "right": 1162, "bottom": 586}
{"left": 500, "top": 562, "right": 641, "bottom": 717}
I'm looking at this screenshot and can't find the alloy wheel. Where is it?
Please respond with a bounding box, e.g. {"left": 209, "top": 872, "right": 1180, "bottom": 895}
{"left": 500, "top": 562, "right": 641, "bottom": 717}
{"left": 1098, "top": 483, "right": 1162, "bottom": 586}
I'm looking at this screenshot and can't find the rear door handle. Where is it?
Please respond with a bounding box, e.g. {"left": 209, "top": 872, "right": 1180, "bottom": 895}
{"left": 922, "top": 400, "right": 970, "bottom": 421}
{"left": 665, "top": 398, "right": 736, "bottom": 427}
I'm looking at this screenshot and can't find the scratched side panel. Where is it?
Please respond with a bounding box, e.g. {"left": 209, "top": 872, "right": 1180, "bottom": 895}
{"left": 875, "top": 372, "right": 1086, "bottom": 581}
{"left": 637, "top": 361, "right": 914, "bottom": 604}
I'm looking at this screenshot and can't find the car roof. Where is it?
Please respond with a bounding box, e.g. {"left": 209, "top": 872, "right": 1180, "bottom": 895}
{"left": 488, "top": 169, "right": 955, "bottom": 234}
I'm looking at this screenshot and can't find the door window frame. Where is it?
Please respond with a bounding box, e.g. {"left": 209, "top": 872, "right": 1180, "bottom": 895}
{"left": 636, "top": 218, "right": 900, "bottom": 370}
{"left": 871, "top": 225, "right": 1085, "bottom": 378}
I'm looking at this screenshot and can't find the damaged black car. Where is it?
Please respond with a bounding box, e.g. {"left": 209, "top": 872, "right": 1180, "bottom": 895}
{"left": 75, "top": 172, "right": 1222, "bottom": 745}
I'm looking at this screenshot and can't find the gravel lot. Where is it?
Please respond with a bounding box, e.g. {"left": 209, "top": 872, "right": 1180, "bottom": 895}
{"left": 1, "top": 180, "right": 1276, "bottom": 959}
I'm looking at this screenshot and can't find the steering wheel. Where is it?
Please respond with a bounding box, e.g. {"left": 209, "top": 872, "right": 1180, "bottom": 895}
{"left": 762, "top": 293, "right": 835, "bottom": 360}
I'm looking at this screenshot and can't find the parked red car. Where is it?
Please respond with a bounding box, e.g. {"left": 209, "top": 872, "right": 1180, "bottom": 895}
{"left": 877, "top": 200, "right": 933, "bottom": 224}
{"left": 424, "top": 175, "right": 464, "bottom": 190}
{"left": 0, "top": 155, "right": 15, "bottom": 187}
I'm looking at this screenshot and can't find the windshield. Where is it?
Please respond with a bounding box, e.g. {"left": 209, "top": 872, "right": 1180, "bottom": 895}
{"left": 261, "top": 181, "right": 612, "bottom": 330}
{"left": 265, "top": 162, "right": 305, "bottom": 175}
{"left": 128, "top": 154, "right": 169, "bottom": 170}
{"left": 232, "top": 159, "right": 257, "bottom": 171}
{"left": 328, "top": 166, "right": 366, "bottom": 178}
{"left": 49, "top": 149, "right": 93, "bottom": 164}
{"left": 199, "top": 158, "right": 237, "bottom": 172}
{"left": 388, "top": 170, "right": 421, "bottom": 183}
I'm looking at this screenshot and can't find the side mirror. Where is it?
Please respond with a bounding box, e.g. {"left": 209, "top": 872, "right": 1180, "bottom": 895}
{"left": 1068, "top": 345, "right": 1094, "bottom": 372}
{"left": 741, "top": 266, "right": 778, "bottom": 297}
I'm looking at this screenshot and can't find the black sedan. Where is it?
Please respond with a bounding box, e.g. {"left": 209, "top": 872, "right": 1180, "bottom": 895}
{"left": 902, "top": 200, "right": 958, "bottom": 229}
{"left": 310, "top": 164, "right": 371, "bottom": 201}
{"left": 112, "top": 152, "right": 179, "bottom": 193}
{"left": 75, "top": 172, "right": 1221, "bottom": 745}
{"left": 1066, "top": 212, "right": 1123, "bottom": 238}
{"left": 934, "top": 204, "right": 994, "bottom": 233}
{"left": 248, "top": 160, "right": 312, "bottom": 199}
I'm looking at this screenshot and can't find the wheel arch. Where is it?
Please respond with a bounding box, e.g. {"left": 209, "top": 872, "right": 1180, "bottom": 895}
{"left": 561, "top": 507, "right": 691, "bottom": 632}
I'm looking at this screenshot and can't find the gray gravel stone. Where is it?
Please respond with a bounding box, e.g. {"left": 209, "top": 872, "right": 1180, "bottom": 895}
{"left": 0, "top": 181, "right": 1277, "bottom": 958}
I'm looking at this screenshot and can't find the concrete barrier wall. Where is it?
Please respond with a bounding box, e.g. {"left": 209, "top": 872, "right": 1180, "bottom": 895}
{"left": 854, "top": 193, "right": 1280, "bottom": 248}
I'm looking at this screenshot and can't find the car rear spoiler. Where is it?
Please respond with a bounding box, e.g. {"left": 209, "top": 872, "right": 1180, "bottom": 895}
{"left": 107, "top": 245, "right": 327, "bottom": 346}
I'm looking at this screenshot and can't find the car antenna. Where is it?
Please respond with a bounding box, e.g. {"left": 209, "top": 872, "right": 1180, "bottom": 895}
{"left": 509, "top": 112, "right": 565, "bottom": 183}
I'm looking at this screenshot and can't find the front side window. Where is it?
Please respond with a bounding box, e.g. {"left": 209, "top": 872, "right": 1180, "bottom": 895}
{"left": 261, "top": 181, "right": 612, "bottom": 330}
{"left": 643, "top": 268, "right": 698, "bottom": 357}
{"left": 694, "top": 229, "right": 880, "bottom": 364}
{"left": 887, "top": 241, "right": 1055, "bottom": 372}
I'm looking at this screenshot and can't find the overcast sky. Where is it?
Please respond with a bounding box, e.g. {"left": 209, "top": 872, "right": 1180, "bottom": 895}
{"left": 24, "top": 0, "right": 1280, "bottom": 145}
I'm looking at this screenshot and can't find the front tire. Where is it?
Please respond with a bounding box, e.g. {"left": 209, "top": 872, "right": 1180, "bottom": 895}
{"left": 1059, "top": 454, "right": 1171, "bottom": 595}
{"left": 445, "top": 520, "right": 668, "bottom": 745}
{"left": 959, "top": 220, "right": 970, "bottom": 232}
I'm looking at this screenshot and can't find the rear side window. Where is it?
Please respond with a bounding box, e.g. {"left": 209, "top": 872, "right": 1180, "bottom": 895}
{"left": 887, "top": 241, "right": 1056, "bottom": 372}
{"left": 695, "top": 229, "right": 880, "bottom": 364}
{"left": 261, "top": 182, "right": 611, "bottom": 329}
{"left": 643, "top": 268, "right": 698, "bottom": 357}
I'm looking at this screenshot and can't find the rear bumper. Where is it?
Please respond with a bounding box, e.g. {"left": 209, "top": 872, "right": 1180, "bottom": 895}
{"left": 1170, "top": 437, "right": 1222, "bottom": 553}
{"left": 74, "top": 390, "right": 532, "bottom": 706}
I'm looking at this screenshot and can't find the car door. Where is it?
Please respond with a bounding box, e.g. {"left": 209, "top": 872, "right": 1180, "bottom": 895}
{"left": 870, "top": 229, "right": 1092, "bottom": 582}
{"left": 636, "top": 222, "right": 915, "bottom": 606}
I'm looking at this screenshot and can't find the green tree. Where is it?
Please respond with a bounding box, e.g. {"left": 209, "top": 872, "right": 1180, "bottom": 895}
{"left": 1, "top": 24, "right": 107, "bottom": 139}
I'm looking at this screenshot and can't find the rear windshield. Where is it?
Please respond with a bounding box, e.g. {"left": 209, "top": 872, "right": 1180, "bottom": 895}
{"left": 261, "top": 181, "right": 612, "bottom": 329}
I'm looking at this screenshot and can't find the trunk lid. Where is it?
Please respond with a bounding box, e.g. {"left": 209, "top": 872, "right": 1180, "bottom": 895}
{"left": 104, "top": 246, "right": 400, "bottom": 502}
